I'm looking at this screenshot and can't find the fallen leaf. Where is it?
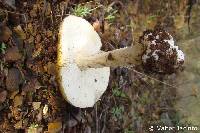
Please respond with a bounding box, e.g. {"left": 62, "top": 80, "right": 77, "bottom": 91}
{"left": 14, "top": 95, "right": 23, "bottom": 107}
{"left": 36, "top": 109, "right": 43, "bottom": 122}
{"left": 32, "top": 102, "right": 41, "bottom": 110}
{"left": 11, "top": 107, "right": 22, "bottom": 120}
{"left": 84, "top": 125, "right": 91, "bottom": 133}
{"left": 29, "top": 4, "right": 38, "bottom": 18}
{"left": 35, "top": 34, "right": 42, "bottom": 43}
{"left": 10, "top": 90, "right": 19, "bottom": 99}
{"left": 93, "top": 20, "right": 100, "bottom": 32}
{"left": 5, "top": 46, "right": 22, "bottom": 62}
{"left": 27, "top": 126, "right": 43, "bottom": 133}
{"left": 67, "top": 118, "right": 78, "bottom": 128}
{"left": 44, "top": 62, "right": 57, "bottom": 75}
{"left": 27, "top": 128, "right": 38, "bottom": 133}
{"left": 14, "top": 120, "right": 22, "bottom": 129}
{"left": 27, "top": 36, "right": 34, "bottom": 44}
{"left": 3, "top": 0, "right": 16, "bottom": 9}
{"left": 32, "top": 44, "right": 42, "bottom": 58}
{"left": 48, "top": 121, "right": 62, "bottom": 133}
{"left": 137, "top": 104, "right": 145, "bottom": 114}
{"left": 0, "top": 26, "right": 12, "bottom": 42}
{"left": 44, "top": 2, "right": 51, "bottom": 16}
{"left": 27, "top": 23, "right": 33, "bottom": 33}
{"left": 6, "top": 68, "right": 22, "bottom": 91}
{"left": 46, "top": 30, "right": 52, "bottom": 38}
{"left": 22, "top": 78, "right": 41, "bottom": 92}
{"left": 13, "top": 25, "right": 26, "bottom": 40}
{"left": 191, "top": 86, "right": 198, "bottom": 97}
{"left": 0, "top": 90, "right": 7, "bottom": 103}
{"left": 43, "top": 104, "right": 48, "bottom": 115}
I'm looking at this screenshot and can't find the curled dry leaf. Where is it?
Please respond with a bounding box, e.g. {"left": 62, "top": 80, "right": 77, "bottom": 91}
{"left": 13, "top": 25, "right": 26, "bottom": 40}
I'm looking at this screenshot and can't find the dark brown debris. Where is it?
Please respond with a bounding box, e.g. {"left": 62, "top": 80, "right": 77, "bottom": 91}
{"left": 0, "top": 90, "right": 7, "bottom": 103}
{"left": 6, "top": 68, "right": 22, "bottom": 92}
{"left": 5, "top": 46, "right": 22, "bottom": 62}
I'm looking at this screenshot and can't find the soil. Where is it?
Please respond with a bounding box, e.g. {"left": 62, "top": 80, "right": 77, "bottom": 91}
{"left": 0, "top": 0, "right": 199, "bottom": 133}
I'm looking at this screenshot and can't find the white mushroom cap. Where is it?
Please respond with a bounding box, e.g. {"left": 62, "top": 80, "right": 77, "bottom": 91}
{"left": 57, "top": 15, "right": 110, "bottom": 108}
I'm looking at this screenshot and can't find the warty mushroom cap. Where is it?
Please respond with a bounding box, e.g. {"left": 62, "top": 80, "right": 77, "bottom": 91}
{"left": 140, "top": 28, "right": 185, "bottom": 74}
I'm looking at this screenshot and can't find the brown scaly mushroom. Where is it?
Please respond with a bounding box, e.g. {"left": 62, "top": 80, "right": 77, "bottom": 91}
{"left": 57, "top": 15, "right": 184, "bottom": 108}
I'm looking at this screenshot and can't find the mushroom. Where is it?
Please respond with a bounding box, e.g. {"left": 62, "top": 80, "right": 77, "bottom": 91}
{"left": 57, "top": 15, "right": 184, "bottom": 108}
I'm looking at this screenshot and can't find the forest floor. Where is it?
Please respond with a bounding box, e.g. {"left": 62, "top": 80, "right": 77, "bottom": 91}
{"left": 0, "top": 0, "right": 200, "bottom": 133}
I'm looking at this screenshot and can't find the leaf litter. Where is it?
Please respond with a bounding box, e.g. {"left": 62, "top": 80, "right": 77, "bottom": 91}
{"left": 0, "top": 0, "right": 199, "bottom": 132}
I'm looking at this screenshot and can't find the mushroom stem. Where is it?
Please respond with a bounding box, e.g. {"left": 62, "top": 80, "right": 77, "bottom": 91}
{"left": 76, "top": 44, "right": 144, "bottom": 69}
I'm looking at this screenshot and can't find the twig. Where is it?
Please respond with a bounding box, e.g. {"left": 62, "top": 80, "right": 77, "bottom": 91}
{"left": 0, "top": 9, "right": 24, "bottom": 16}
{"left": 95, "top": 104, "right": 99, "bottom": 133}
{"left": 131, "top": 69, "right": 179, "bottom": 89}
{"left": 101, "top": 112, "right": 107, "bottom": 133}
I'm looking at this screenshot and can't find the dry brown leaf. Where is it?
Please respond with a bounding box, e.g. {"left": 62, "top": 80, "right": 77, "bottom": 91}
{"left": 27, "top": 23, "right": 33, "bottom": 33}
{"left": 93, "top": 20, "right": 100, "bottom": 32}
{"left": 32, "top": 44, "right": 43, "bottom": 58}
{"left": 13, "top": 25, "right": 26, "bottom": 40}
{"left": 174, "top": 14, "right": 185, "bottom": 29}
{"left": 36, "top": 109, "right": 43, "bottom": 122}
{"left": 11, "top": 107, "right": 22, "bottom": 120}
{"left": 14, "top": 95, "right": 23, "bottom": 107}
{"left": 28, "top": 36, "right": 34, "bottom": 44}
{"left": 47, "top": 121, "right": 62, "bottom": 133}
{"left": 6, "top": 68, "right": 22, "bottom": 92}
{"left": 5, "top": 46, "right": 22, "bottom": 62}
{"left": 32, "top": 102, "right": 41, "bottom": 110}
{"left": 22, "top": 78, "right": 41, "bottom": 93}
{"left": 46, "top": 30, "right": 52, "bottom": 38}
{"left": 1, "top": 26, "right": 12, "bottom": 42}
{"left": 27, "top": 128, "right": 38, "bottom": 133}
{"left": 191, "top": 86, "right": 198, "bottom": 97}
{"left": 29, "top": 4, "right": 38, "bottom": 18}
{"left": 35, "top": 34, "right": 42, "bottom": 43}
{"left": 28, "top": 127, "right": 43, "bottom": 133}
{"left": 9, "top": 90, "right": 19, "bottom": 99}
{"left": 44, "top": 62, "right": 57, "bottom": 75}
{"left": 0, "top": 90, "right": 7, "bottom": 103}
{"left": 45, "top": 2, "right": 51, "bottom": 16}
{"left": 14, "top": 120, "right": 22, "bottom": 129}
